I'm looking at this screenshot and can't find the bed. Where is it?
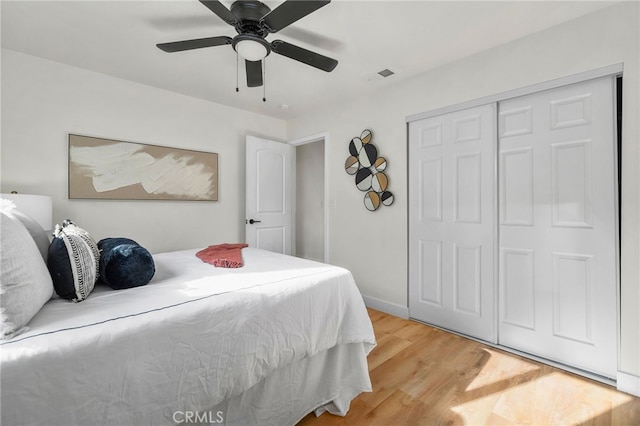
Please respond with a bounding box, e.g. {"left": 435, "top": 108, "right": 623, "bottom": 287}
{"left": 0, "top": 204, "right": 376, "bottom": 426}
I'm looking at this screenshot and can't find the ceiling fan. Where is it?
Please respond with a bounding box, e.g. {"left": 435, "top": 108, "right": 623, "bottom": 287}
{"left": 157, "top": 0, "right": 338, "bottom": 89}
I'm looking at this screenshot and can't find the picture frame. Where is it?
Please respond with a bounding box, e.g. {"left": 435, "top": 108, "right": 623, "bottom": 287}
{"left": 68, "top": 134, "right": 218, "bottom": 201}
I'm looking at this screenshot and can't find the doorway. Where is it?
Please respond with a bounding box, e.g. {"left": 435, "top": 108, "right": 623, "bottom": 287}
{"left": 293, "top": 136, "right": 327, "bottom": 262}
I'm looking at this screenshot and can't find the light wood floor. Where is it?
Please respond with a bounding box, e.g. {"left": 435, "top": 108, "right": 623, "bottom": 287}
{"left": 298, "top": 309, "right": 640, "bottom": 425}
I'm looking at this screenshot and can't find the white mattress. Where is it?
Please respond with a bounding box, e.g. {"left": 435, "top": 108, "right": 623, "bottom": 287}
{"left": 0, "top": 248, "right": 376, "bottom": 425}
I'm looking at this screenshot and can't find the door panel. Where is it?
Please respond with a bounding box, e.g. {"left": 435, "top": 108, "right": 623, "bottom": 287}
{"left": 256, "top": 227, "right": 285, "bottom": 254}
{"left": 419, "top": 158, "right": 443, "bottom": 222}
{"left": 453, "top": 243, "right": 481, "bottom": 315}
{"left": 550, "top": 140, "right": 592, "bottom": 227}
{"left": 498, "top": 77, "right": 617, "bottom": 378}
{"left": 501, "top": 248, "right": 535, "bottom": 329}
{"left": 246, "top": 135, "right": 293, "bottom": 254}
{"left": 500, "top": 147, "right": 534, "bottom": 226}
{"left": 454, "top": 153, "right": 482, "bottom": 223}
{"left": 409, "top": 104, "right": 496, "bottom": 343}
{"left": 256, "top": 149, "right": 285, "bottom": 214}
{"left": 418, "top": 240, "right": 443, "bottom": 306}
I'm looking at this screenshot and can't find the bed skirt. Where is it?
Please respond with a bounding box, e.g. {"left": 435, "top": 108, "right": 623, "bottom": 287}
{"left": 200, "top": 342, "right": 372, "bottom": 426}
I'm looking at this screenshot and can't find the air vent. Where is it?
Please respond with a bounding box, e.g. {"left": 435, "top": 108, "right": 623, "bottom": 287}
{"left": 377, "top": 68, "right": 395, "bottom": 78}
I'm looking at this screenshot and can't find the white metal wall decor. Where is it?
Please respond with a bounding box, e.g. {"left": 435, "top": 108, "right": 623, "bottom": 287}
{"left": 344, "top": 129, "right": 394, "bottom": 211}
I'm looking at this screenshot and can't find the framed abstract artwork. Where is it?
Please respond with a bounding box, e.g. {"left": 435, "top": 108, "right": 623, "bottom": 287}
{"left": 68, "top": 134, "right": 218, "bottom": 201}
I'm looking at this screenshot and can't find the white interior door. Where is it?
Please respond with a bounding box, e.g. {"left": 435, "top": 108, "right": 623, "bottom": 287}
{"left": 498, "top": 76, "right": 617, "bottom": 378}
{"left": 409, "top": 104, "right": 497, "bottom": 343}
{"left": 246, "top": 135, "right": 293, "bottom": 255}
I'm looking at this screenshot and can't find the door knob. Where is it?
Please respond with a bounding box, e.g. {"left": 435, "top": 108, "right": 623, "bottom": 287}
{"left": 248, "top": 219, "right": 261, "bottom": 224}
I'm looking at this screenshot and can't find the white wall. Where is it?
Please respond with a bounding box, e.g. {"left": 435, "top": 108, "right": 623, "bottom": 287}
{"left": 287, "top": 2, "right": 640, "bottom": 377}
{"left": 1, "top": 49, "right": 286, "bottom": 254}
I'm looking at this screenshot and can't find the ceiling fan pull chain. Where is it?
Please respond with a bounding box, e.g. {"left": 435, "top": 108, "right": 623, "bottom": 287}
{"left": 263, "top": 60, "right": 266, "bottom": 102}
{"left": 235, "top": 51, "right": 239, "bottom": 93}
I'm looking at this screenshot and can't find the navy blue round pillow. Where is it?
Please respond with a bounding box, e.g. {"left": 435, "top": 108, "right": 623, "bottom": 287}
{"left": 98, "top": 238, "right": 155, "bottom": 290}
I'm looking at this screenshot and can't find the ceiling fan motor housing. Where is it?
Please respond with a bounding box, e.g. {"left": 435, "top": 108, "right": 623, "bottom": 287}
{"left": 230, "top": 0, "right": 271, "bottom": 37}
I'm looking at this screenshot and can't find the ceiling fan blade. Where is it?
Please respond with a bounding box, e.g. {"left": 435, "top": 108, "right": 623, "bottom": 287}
{"left": 157, "top": 36, "right": 232, "bottom": 52}
{"left": 271, "top": 40, "right": 337, "bottom": 72}
{"left": 261, "top": 0, "right": 330, "bottom": 33}
{"left": 199, "top": 0, "right": 237, "bottom": 25}
{"left": 246, "top": 60, "right": 263, "bottom": 87}
{"left": 279, "top": 26, "right": 345, "bottom": 52}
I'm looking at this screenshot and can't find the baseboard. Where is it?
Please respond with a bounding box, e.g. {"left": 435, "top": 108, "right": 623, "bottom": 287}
{"left": 362, "top": 295, "right": 409, "bottom": 319}
{"left": 617, "top": 371, "right": 640, "bottom": 397}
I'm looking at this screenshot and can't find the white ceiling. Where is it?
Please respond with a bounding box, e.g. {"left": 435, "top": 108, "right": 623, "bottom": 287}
{"left": 1, "top": 0, "right": 617, "bottom": 120}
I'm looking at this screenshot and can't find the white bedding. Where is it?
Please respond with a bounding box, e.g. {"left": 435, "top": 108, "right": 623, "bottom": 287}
{"left": 0, "top": 248, "right": 376, "bottom": 425}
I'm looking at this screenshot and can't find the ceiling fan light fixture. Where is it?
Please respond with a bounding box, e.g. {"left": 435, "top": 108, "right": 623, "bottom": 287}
{"left": 234, "top": 36, "right": 270, "bottom": 61}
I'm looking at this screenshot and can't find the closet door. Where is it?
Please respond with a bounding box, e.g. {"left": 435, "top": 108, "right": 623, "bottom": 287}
{"left": 409, "top": 104, "right": 497, "bottom": 343}
{"left": 498, "top": 77, "right": 617, "bottom": 378}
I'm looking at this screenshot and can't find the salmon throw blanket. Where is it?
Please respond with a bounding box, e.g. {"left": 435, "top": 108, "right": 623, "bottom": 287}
{"left": 196, "top": 243, "right": 249, "bottom": 268}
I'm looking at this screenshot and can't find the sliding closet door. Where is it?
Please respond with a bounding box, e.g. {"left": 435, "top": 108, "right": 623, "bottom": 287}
{"left": 498, "top": 77, "right": 617, "bottom": 378}
{"left": 409, "top": 104, "right": 496, "bottom": 343}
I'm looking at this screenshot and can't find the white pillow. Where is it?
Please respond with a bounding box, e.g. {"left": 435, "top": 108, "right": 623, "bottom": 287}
{"left": 0, "top": 206, "right": 54, "bottom": 339}
{"left": 11, "top": 209, "right": 50, "bottom": 261}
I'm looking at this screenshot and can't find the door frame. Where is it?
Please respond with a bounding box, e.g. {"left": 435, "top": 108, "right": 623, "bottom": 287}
{"left": 406, "top": 64, "right": 622, "bottom": 386}
{"left": 289, "top": 132, "right": 330, "bottom": 263}
{"left": 407, "top": 63, "right": 623, "bottom": 122}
